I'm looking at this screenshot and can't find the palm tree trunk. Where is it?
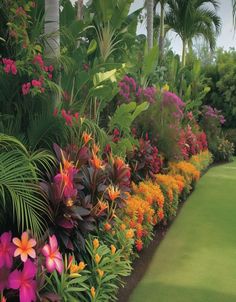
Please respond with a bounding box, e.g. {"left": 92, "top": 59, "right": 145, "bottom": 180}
{"left": 44, "top": 0, "right": 60, "bottom": 58}
{"left": 179, "top": 39, "right": 187, "bottom": 97}
{"left": 77, "top": 0, "right": 83, "bottom": 20}
{"left": 181, "top": 39, "right": 187, "bottom": 67}
{"left": 147, "top": 0, "right": 154, "bottom": 50}
{"left": 159, "top": 0, "right": 165, "bottom": 62}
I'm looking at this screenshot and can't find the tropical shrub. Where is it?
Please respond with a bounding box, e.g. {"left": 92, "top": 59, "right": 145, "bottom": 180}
{"left": 214, "top": 137, "right": 235, "bottom": 162}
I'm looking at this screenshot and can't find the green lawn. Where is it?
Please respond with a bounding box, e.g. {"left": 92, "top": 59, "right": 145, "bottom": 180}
{"left": 129, "top": 160, "right": 236, "bottom": 302}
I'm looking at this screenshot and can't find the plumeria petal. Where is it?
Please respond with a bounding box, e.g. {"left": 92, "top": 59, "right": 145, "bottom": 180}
{"left": 41, "top": 244, "right": 50, "bottom": 257}
{"left": 49, "top": 235, "right": 58, "bottom": 252}
{"left": 14, "top": 248, "right": 21, "bottom": 257}
{"left": 21, "top": 232, "right": 29, "bottom": 245}
{"left": 54, "top": 257, "right": 63, "bottom": 275}
{"left": 27, "top": 239, "right": 36, "bottom": 248}
{"left": 12, "top": 238, "right": 22, "bottom": 247}
{"left": 46, "top": 258, "right": 56, "bottom": 273}
{"left": 21, "top": 252, "right": 28, "bottom": 263}
{"left": 27, "top": 248, "right": 36, "bottom": 259}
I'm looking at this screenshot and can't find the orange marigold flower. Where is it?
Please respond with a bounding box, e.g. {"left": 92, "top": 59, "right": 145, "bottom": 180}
{"left": 91, "top": 287, "right": 96, "bottom": 298}
{"left": 107, "top": 185, "right": 120, "bottom": 201}
{"left": 82, "top": 131, "right": 92, "bottom": 144}
{"left": 104, "top": 222, "right": 112, "bottom": 231}
{"left": 95, "top": 254, "right": 101, "bottom": 264}
{"left": 110, "top": 244, "right": 116, "bottom": 255}
{"left": 97, "top": 268, "right": 104, "bottom": 278}
{"left": 120, "top": 223, "right": 126, "bottom": 231}
{"left": 13, "top": 232, "right": 36, "bottom": 262}
{"left": 135, "top": 239, "right": 143, "bottom": 252}
{"left": 126, "top": 229, "right": 134, "bottom": 239}
{"left": 93, "top": 239, "right": 99, "bottom": 250}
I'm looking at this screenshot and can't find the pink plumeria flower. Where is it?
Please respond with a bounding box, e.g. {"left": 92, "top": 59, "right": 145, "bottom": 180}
{"left": 8, "top": 260, "right": 37, "bottom": 302}
{"left": 42, "top": 235, "right": 63, "bottom": 274}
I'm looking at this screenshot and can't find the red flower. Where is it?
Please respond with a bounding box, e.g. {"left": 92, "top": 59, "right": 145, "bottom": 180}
{"left": 0, "top": 232, "right": 15, "bottom": 269}
{"left": 2, "top": 58, "right": 17, "bottom": 75}
{"left": 33, "top": 54, "right": 44, "bottom": 69}
{"left": 135, "top": 239, "right": 143, "bottom": 252}
{"left": 8, "top": 260, "right": 37, "bottom": 302}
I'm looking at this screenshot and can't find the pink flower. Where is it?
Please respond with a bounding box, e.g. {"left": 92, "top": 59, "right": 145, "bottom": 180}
{"left": 2, "top": 58, "right": 17, "bottom": 75}
{"left": 0, "top": 232, "right": 15, "bottom": 269}
{"left": 48, "top": 65, "right": 54, "bottom": 72}
{"left": 31, "top": 79, "right": 42, "bottom": 87}
{"left": 42, "top": 235, "right": 63, "bottom": 274}
{"left": 8, "top": 260, "right": 37, "bottom": 302}
{"left": 22, "top": 82, "right": 31, "bottom": 95}
{"left": 33, "top": 54, "right": 44, "bottom": 69}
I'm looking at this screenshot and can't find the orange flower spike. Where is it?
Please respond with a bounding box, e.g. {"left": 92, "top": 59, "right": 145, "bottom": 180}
{"left": 120, "top": 223, "right": 126, "bottom": 231}
{"left": 90, "top": 151, "right": 104, "bottom": 170}
{"left": 126, "top": 229, "right": 134, "bottom": 239}
{"left": 13, "top": 232, "right": 36, "bottom": 262}
{"left": 107, "top": 185, "right": 120, "bottom": 201}
{"left": 91, "top": 287, "right": 96, "bottom": 299}
{"left": 93, "top": 239, "right": 99, "bottom": 250}
{"left": 97, "top": 268, "right": 104, "bottom": 278}
{"left": 82, "top": 131, "right": 92, "bottom": 144}
{"left": 95, "top": 254, "right": 101, "bottom": 264}
{"left": 93, "top": 143, "right": 100, "bottom": 155}
{"left": 70, "top": 261, "right": 86, "bottom": 274}
{"left": 110, "top": 245, "right": 116, "bottom": 255}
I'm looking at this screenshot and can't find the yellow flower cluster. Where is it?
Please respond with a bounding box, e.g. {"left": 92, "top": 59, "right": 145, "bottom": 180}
{"left": 190, "top": 150, "right": 213, "bottom": 171}
{"left": 169, "top": 161, "right": 200, "bottom": 185}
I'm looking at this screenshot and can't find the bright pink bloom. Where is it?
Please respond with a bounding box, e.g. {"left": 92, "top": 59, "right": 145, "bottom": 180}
{"left": 31, "top": 79, "right": 42, "bottom": 87}
{"left": 48, "top": 73, "right": 53, "bottom": 79}
{"left": 8, "top": 260, "right": 37, "bottom": 302}
{"left": 41, "top": 235, "right": 63, "bottom": 274}
{"left": 33, "top": 54, "right": 44, "bottom": 69}
{"left": 2, "top": 58, "right": 17, "bottom": 75}
{"left": 0, "top": 232, "right": 15, "bottom": 269}
{"left": 22, "top": 82, "right": 31, "bottom": 95}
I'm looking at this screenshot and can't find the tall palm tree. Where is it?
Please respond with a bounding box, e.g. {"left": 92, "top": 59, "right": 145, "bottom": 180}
{"left": 146, "top": 0, "right": 154, "bottom": 50}
{"left": 45, "top": 0, "right": 60, "bottom": 58}
{"left": 233, "top": 0, "right": 236, "bottom": 27}
{"left": 165, "top": 0, "right": 221, "bottom": 67}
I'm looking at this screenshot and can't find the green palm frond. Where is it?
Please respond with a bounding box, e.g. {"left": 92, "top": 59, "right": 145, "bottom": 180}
{"left": 0, "top": 134, "right": 54, "bottom": 237}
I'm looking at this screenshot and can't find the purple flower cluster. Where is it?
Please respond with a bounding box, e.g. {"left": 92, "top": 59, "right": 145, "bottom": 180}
{"left": 162, "top": 91, "right": 185, "bottom": 119}
{"left": 202, "top": 105, "right": 226, "bottom": 124}
{"left": 118, "top": 75, "right": 156, "bottom": 104}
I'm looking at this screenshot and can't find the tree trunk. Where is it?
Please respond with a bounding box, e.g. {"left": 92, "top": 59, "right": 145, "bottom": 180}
{"left": 44, "top": 0, "right": 60, "bottom": 58}
{"left": 179, "top": 39, "right": 187, "bottom": 97}
{"left": 77, "top": 0, "right": 83, "bottom": 21}
{"left": 146, "top": 0, "right": 154, "bottom": 50}
{"left": 159, "top": 0, "right": 165, "bottom": 62}
{"left": 181, "top": 39, "right": 187, "bottom": 67}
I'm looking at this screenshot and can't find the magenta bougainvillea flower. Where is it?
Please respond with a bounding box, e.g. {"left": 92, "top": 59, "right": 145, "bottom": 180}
{"left": 41, "top": 235, "right": 63, "bottom": 274}
{"left": 0, "top": 232, "right": 15, "bottom": 269}
{"left": 22, "top": 82, "right": 31, "bottom": 95}
{"left": 8, "top": 260, "right": 37, "bottom": 302}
